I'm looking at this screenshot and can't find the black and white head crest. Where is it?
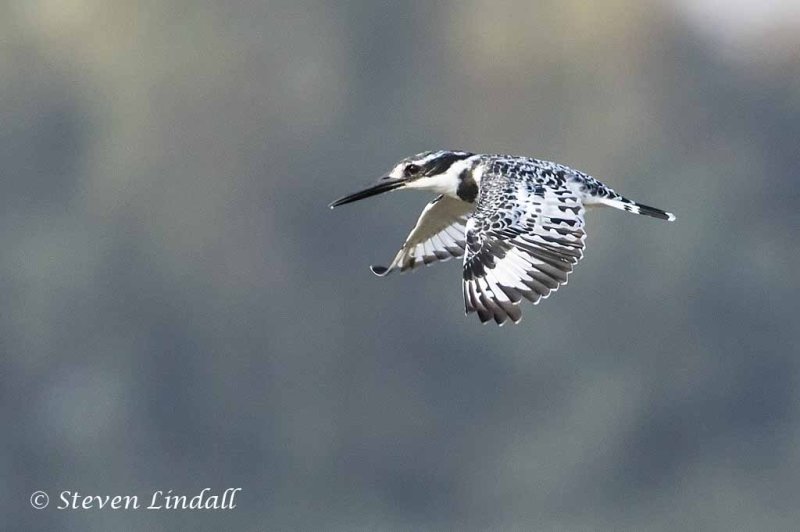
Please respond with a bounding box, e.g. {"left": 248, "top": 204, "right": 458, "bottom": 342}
{"left": 386, "top": 150, "right": 481, "bottom": 203}
{"left": 388, "top": 150, "right": 475, "bottom": 180}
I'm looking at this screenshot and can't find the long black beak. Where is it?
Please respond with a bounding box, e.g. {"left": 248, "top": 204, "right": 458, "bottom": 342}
{"left": 329, "top": 177, "right": 407, "bottom": 208}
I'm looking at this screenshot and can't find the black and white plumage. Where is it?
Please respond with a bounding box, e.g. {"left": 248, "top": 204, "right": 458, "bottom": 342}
{"left": 330, "top": 150, "right": 675, "bottom": 325}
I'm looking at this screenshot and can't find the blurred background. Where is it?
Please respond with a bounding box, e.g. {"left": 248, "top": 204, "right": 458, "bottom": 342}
{"left": 2, "top": 0, "right": 799, "bottom": 529}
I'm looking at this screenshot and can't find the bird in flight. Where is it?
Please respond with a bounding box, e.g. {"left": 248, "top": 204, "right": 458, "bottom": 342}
{"left": 330, "top": 150, "right": 675, "bottom": 325}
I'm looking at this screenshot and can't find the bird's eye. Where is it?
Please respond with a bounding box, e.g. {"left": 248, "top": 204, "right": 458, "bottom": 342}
{"left": 405, "top": 164, "right": 421, "bottom": 176}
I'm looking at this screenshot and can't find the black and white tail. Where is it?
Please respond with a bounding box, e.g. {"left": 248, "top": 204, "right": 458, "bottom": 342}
{"left": 597, "top": 194, "right": 676, "bottom": 222}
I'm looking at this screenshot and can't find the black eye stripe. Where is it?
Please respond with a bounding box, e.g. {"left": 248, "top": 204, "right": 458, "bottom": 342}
{"left": 404, "top": 164, "right": 421, "bottom": 176}
{"left": 423, "top": 152, "right": 472, "bottom": 175}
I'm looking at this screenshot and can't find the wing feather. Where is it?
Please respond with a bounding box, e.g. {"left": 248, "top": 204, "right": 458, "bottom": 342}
{"left": 462, "top": 174, "right": 587, "bottom": 325}
{"left": 371, "top": 195, "right": 474, "bottom": 276}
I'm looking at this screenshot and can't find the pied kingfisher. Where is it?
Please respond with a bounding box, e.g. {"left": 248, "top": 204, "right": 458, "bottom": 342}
{"left": 330, "top": 150, "right": 675, "bottom": 325}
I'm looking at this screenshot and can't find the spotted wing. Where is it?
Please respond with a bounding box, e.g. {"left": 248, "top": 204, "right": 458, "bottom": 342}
{"left": 371, "top": 195, "right": 474, "bottom": 276}
{"left": 462, "top": 180, "right": 586, "bottom": 325}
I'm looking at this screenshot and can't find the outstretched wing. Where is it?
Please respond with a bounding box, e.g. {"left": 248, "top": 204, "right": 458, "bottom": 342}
{"left": 462, "top": 176, "right": 586, "bottom": 325}
{"left": 371, "top": 195, "right": 474, "bottom": 276}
